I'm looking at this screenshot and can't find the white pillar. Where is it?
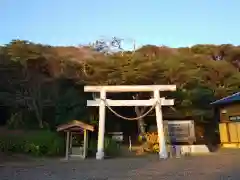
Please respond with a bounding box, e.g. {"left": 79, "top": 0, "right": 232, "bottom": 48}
{"left": 154, "top": 90, "right": 168, "bottom": 159}
{"left": 96, "top": 90, "right": 106, "bottom": 160}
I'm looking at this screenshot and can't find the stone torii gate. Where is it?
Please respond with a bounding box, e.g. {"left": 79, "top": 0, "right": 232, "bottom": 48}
{"left": 84, "top": 85, "right": 176, "bottom": 160}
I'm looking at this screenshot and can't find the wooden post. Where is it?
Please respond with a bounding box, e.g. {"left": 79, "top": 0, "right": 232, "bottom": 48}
{"left": 129, "top": 136, "right": 132, "bottom": 151}
{"left": 96, "top": 90, "right": 106, "bottom": 160}
{"left": 83, "top": 129, "right": 87, "bottom": 158}
{"left": 65, "top": 131, "right": 70, "bottom": 160}
{"left": 154, "top": 90, "right": 168, "bottom": 159}
{"left": 86, "top": 130, "right": 89, "bottom": 156}
{"left": 69, "top": 132, "right": 72, "bottom": 154}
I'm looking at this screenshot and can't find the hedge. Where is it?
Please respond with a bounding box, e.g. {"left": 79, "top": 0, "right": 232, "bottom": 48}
{"left": 0, "top": 130, "right": 65, "bottom": 157}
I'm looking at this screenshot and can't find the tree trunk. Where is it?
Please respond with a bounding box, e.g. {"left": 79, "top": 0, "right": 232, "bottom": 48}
{"left": 32, "top": 99, "right": 43, "bottom": 128}
{"left": 138, "top": 116, "right": 146, "bottom": 134}
{"left": 133, "top": 93, "right": 147, "bottom": 135}
{"left": 35, "top": 107, "right": 43, "bottom": 128}
{"left": 134, "top": 106, "right": 147, "bottom": 135}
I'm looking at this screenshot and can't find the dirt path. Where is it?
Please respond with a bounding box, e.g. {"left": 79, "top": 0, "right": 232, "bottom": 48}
{"left": 0, "top": 150, "right": 240, "bottom": 180}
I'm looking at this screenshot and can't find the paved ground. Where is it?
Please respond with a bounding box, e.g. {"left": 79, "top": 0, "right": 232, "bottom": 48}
{"left": 0, "top": 150, "right": 240, "bottom": 180}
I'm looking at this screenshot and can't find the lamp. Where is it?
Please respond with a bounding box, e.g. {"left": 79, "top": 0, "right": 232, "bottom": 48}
{"left": 221, "top": 109, "right": 227, "bottom": 114}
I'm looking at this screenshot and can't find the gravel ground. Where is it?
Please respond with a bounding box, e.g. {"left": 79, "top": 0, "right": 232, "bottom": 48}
{"left": 0, "top": 150, "right": 240, "bottom": 180}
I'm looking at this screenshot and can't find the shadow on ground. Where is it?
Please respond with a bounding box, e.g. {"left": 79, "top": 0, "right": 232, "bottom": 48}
{"left": 1, "top": 149, "right": 240, "bottom": 180}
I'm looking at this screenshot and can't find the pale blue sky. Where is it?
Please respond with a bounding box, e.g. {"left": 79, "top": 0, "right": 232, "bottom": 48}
{"left": 1, "top": 0, "right": 240, "bottom": 48}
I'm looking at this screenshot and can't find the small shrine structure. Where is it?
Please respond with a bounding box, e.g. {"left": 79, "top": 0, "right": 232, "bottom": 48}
{"left": 57, "top": 120, "right": 94, "bottom": 160}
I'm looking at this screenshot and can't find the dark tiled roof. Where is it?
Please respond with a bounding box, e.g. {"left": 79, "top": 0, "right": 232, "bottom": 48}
{"left": 211, "top": 92, "right": 240, "bottom": 105}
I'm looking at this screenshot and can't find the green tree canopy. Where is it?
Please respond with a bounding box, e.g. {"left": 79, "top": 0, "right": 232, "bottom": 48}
{"left": 0, "top": 39, "right": 239, "bottom": 128}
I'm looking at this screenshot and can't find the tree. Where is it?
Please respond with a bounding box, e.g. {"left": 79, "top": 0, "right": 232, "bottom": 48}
{"left": 55, "top": 79, "right": 88, "bottom": 125}
{"left": 0, "top": 40, "right": 57, "bottom": 128}
{"left": 0, "top": 38, "right": 240, "bottom": 131}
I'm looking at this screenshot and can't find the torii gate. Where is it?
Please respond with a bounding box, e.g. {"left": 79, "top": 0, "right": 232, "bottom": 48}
{"left": 84, "top": 85, "right": 176, "bottom": 160}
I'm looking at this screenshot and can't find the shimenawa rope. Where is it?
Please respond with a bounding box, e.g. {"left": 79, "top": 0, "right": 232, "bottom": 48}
{"left": 100, "top": 98, "right": 160, "bottom": 120}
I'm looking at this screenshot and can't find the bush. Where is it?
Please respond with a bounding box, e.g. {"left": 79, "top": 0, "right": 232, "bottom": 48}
{"left": 0, "top": 130, "right": 65, "bottom": 157}
{"left": 88, "top": 136, "right": 121, "bottom": 157}
{"left": 142, "top": 132, "right": 160, "bottom": 153}
{"left": 104, "top": 136, "right": 121, "bottom": 157}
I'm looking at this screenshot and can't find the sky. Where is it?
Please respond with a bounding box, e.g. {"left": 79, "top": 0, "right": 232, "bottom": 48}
{"left": 1, "top": 0, "right": 240, "bottom": 48}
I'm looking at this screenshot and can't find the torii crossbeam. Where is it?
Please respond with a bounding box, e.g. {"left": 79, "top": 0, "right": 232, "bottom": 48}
{"left": 84, "top": 85, "right": 177, "bottom": 160}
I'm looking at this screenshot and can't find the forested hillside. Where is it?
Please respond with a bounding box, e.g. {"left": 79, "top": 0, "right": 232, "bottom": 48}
{"left": 0, "top": 40, "right": 239, "bottom": 130}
